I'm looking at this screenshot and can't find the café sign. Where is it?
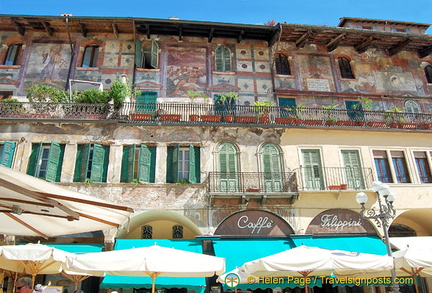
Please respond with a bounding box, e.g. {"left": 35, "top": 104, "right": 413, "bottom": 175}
{"left": 214, "top": 210, "right": 294, "bottom": 236}
{"left": 306, "top": 209, "right": 376, "bottom": 234}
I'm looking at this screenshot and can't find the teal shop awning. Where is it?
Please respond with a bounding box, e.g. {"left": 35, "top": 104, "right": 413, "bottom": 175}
{"left": 100, "top": 239, "right": 207, "bottom": 293}
{"left": 46, "top": 243, "right": 104, "bottom": 254}
{"left": 291, "top": 235, "right": 388, "bottom": 255}
{"left": 213, "top": 238, "right": 296, "bottom": 289}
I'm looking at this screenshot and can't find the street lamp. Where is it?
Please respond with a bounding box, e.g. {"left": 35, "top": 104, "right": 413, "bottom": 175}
{"left": 356, "top": 181, "right": 398, "bottom": 292}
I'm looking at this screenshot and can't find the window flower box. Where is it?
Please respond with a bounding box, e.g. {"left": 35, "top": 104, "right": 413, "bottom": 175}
{"left": 161, "top": 114, "right": 181, "bottom": 121}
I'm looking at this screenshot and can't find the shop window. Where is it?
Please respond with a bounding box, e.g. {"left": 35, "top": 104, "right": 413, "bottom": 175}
{"left": 121, "top": 144, "right": 156, "bottom": 183}
{"left": 414, "top": 151, "right": 432, "bottom": 183}
{"left": 27, "top": 142, "right": 65, "bottom": 182}
{"left": 424, "top": 63, "right": 432, "bottom": 83}
{"left": 215, "top": 46, "right": 232, "bottom": 72}
{"left": 73, "top": 144, "right": 109, "bottom": 183}
{"left": 141, "top": 225, "right": 153, "bottom": 239}
{"left": 166, "top": 144, "right": 200, "bottom": 183}
{"left": 275, "top": 53, "right": 291, "bottom": 75}
{"left": 218, "top": 142, "right": 239, "bottom": 192}
{"left": 0, "top": 141, "right": 16, "bottom": 168}
{"left": 135, "top": 39, "right": 159, "bottom": 69}
{"left": 3, "top": 43, "right": 22, "bottom": 65}
{"left": 81, "top": 45, "right": 99, "bottom": 67}
{"left": 338, "top": 57, "right": 355, "bottom": 79}
{"left": 172, "top": 225, "right": 184, "bottom": 239}
{"left": 261, "top": 144, "right": 283, "bottom": 192}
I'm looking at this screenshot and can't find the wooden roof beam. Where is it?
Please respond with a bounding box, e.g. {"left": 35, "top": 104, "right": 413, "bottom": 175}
{"left": 326, "top": 33, "right": 346, "bottom": 52}
{"left": 355, "top": 36, "right": 379, "bottom": 53}
{"left": 387, "top": 38, "right": 412, "bottom": 56}
{"left": 296, "top": 30, "right": 312, "bottom": 49}
{"left": 42, "top": 22, "right": 54, "bottom": 36}
{"left": 208, "top": 27, "right": 214, "bottom": 43}
{"left": 78, "top": 22, "right": 88, "bottom": 37}
{"left": 112, "top": 23, "right": 119, "bottom": 38}
{"left": 13, "top": 21, "right": 25, "bottom": 36}
{"left": 419, "top": 45, "right": 432, "bottom": 58}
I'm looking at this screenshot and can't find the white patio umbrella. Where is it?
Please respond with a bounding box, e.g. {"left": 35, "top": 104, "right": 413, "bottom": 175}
{"left": 238, "top": 246, "right": 393, "bottom": 293}
{"left": 393, "top": 247, "right": 432, "bottom": 293}
{"left": 65, "top": 244, "right": 225, "bottom": 293}
{"left": 0, "top": 165, "right": 133, "bottom": 238}
{"left": 0, "top": 243, "right": 102, "bottom": 289}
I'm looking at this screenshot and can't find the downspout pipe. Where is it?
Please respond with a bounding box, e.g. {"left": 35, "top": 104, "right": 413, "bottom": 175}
{"left": 64, "top": 15, "right": 75, "bottom": 98}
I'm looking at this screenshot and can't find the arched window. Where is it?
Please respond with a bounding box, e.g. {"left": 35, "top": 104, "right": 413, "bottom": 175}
{"left": 4, "top": 43, "right": 22, "bottom": 65}
{"left": 81, "top": 45, "right": 99, "bottom": 67}
{"left": 261, "top": 144, "right": 283, "bottom": 192}
{"left": 405, "top": 100, "right": 420, "bottom": 114}
{"left": 218, "top": 142, "right": 238, "bottom": 191}
{"left": 215, "top": 46, "right": 232, "bottom": 72}
{"left": 275, "top": 54, "right": 290, "bottom": 75}
{"left": 425, "top": 63, "right": 432, "bottom": 83}
{"left": 338, "top": 57, "right": 355, "bottom": 79}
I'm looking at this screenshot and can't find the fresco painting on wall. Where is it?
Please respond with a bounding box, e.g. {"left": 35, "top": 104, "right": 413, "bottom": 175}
{"left": 298, "top": 55, "right": 334, "bottom": 92}
{"left": 23, "top": 43, "right": 70, "bottom": 90}
{"left": 166, "top": 46, "right": 207, "bottom": 96}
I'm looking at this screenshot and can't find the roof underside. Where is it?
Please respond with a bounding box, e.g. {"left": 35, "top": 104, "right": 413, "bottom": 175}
{"left": 0, "top": 15, "right": 431, "bottom": 57}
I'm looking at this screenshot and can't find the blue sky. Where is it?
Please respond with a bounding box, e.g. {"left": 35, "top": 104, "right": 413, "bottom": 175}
{"left": 0, "top": 0, "right": 431, "bottom": 32}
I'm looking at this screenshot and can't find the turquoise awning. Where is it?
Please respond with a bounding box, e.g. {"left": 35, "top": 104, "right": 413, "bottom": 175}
{"left": 213, "top": 238, "right": 296, "bottom": 289}
{"left": 46, "top": 243, "right": 104, "bottom": 254}
{"left": 100, "top": 239, "right": 207, "bottom": 293}
{"left": 291, "top": 235, "right": 388, "bottom": 255}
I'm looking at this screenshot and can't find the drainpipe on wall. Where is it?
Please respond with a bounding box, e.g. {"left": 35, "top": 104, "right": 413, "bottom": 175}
{"left": 63, "top": 14, "right": 76, "bottom": 94}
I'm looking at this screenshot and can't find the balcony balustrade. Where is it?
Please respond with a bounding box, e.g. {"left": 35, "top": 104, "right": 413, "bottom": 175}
{"left": 207, "top": 172, "right": 298, "bottom": 195}
{"left": 296, "top": 166, "right": 374, "bottom": 191}
{"left": 1, "top": 101, "right": 432, "bottom": 130}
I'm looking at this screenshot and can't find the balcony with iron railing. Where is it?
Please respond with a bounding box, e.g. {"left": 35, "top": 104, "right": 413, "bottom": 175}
{"left": 295, "top": 166, "right": 374, "bottom": 191}
{"left": 1, "top": 101, "right": 432, "bottom": 130}
{"left": 207, "top": 171, "right": 298, "bottom": 200}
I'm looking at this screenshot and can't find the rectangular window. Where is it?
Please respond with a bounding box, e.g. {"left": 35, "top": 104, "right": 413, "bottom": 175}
{"left": 414, "top": 152, "right": 432, "bottom": 183}
{"left": 391, "top": 151, "right": 411, "bottom": 183}
{"left": 373, "top": 151, "right": 393, "bottom": 183}
{"left": 120, "top": 144, "right": 156, "bottom": 183}
{"left": 27, "top": 142, "right": 65, "bottom": 182}
{"left": 74, "top": 144, "right": 109, "bottom": 183}
{"left": 167, "top": 144, "right": 200, "bottom": 183}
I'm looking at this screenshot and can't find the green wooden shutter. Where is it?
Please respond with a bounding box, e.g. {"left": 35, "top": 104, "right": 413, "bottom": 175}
{"left": 150, "top": 39, "right": 159, "bottom": 69}
{"left": 121, "top": 145, "right": 135, "bottom": 182}
{"left": 342, "top": 150, "right": 364, "bottom": 189}
{"left": 166, "top": 146, "right": 173, "bottom": 183}
{"left": 223, "top": 47, "right": 231, "bottom": 72}
{"left": 302, "top": 150, "right": 323, "bottom": 190}
{"left": 46, "top": 142, "right": 61, "bottom": 182}
{"left": 172, "top": 144, "right": 180, "bottom": 183}
{"left": 135, "top": 39, "right": 142, "bottom": 68}
{"left": 27, "top": 142, "right": 43, "bottom": 176}
{"left": 215, "top": 47, "right": 223, "bottom": 72}
{"left": 74, "top": 144, "right": 90, "bottom": 182}
{"left": 218, "top": 143, "right": 238, "bottom": 191}
{"left": 136, "top": 92, "right": 157, "bottom": 113}
{"left": 90, "top": 144, "right": 106, "bottom": 183}
{"left": 262, "top": 144, "right": 282, "bottom": 192}
{"left": 138, "top": 145, "right": 151, "bottom": 182}
{"left": 1, "top": 141, "right": 16, "bottom": 168}
{"left": 188, "top": 144, "right": 197, "bottom": 183}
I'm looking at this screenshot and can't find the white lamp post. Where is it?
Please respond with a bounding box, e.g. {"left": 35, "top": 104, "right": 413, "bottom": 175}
{"left": 356, "top": 181, "right": 398, "bottom": 292}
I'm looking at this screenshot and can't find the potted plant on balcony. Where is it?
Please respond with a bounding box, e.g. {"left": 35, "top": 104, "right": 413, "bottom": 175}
{"left": 253, "top": 100, "right": 275, "bottom": 123}
{"left": 384, "top": 106, "right": 404, "bottom": 128}
{"left": 351, "top": 97, "right": 373, "bottom": 126}
{"left": 187, "top": 90, "right": 208, "bottom": 121}
{"left": 27, "top": 85, "right": 69, "bottom": 118}
{"left": 323, "top": 103, "right": 339, "bottom": 126}
{"left": 216, "top": 91, "right": 239, "bottom": 122}
{"left": 72, "top": 88, "right": 111, "bottom": 119}
{"left": 276, "top": 103, "right": 305, "bottom": 124}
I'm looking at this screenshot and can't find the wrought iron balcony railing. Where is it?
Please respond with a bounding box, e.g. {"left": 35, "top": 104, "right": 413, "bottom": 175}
{"left": 1, "top": 101, "right": 432, "bottom": 130}
{"left": 207, "top": 172, "right": 298, "bottom": 194}
{"left": 295, "top": 166, "right": 374, "bottom": 191}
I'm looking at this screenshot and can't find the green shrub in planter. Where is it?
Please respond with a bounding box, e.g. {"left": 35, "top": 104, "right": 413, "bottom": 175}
{"left": 73, "top": 89, "right": 111, "bottom": 104}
